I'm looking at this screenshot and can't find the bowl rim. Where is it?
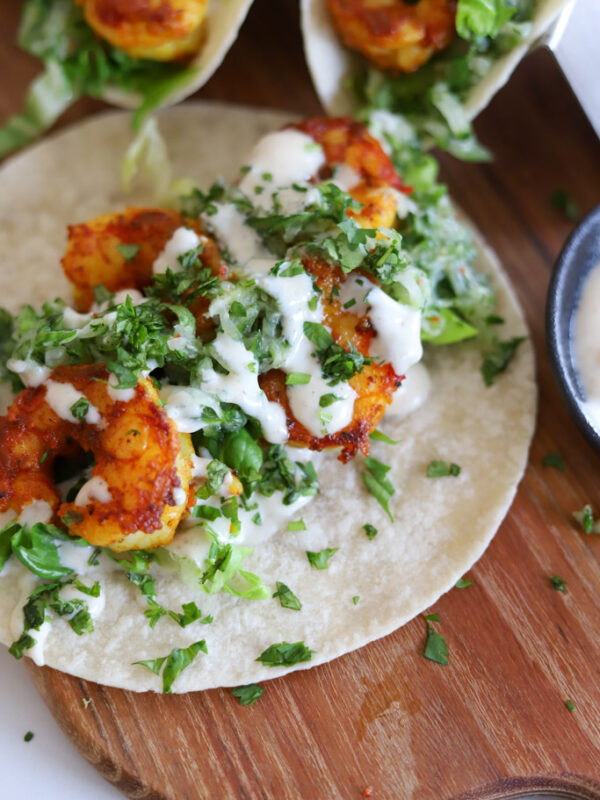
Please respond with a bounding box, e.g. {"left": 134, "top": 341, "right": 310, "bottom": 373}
{"left": 546, "top": 202, "right": 600, "bottom": 453}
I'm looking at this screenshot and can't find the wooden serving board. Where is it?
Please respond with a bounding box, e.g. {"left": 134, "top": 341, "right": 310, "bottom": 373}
{"left": 3, "top": 0, "right": 600, "bottom": 797}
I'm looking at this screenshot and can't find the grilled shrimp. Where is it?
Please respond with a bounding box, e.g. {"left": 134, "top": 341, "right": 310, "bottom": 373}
{"left": 327, "top": 0, "right": 456, "bottom": 73}
{"left": 260, "top": 257, "right": 400, "bottom": 462}
{"left": 78, "top": 0, "right": 208, "bottom": 61}
{"left": 62, "top": 207, "right": 223, "bottom": 311}
{"left": 292, "top": 117, "right": 410, "bottom": 228}
{"left": 0, "top": 364, "right": 193, "bottom": 551}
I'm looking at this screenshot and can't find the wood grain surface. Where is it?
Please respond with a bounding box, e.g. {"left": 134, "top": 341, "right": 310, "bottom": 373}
{"left": 2, "top": 0, "right": 600, "bottom": 798}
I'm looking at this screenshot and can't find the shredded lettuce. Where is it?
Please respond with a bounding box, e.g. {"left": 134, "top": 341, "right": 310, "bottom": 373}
{"left": 0, "top": 0, "right": 199, "bottom": 157}
{"left": 354, "top": 0, "right": 535, "bottom": 161}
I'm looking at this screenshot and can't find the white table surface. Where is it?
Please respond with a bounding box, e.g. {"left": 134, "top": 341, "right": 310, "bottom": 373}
{"left": 0, "top": 645, "right": 123, "bottom": 800}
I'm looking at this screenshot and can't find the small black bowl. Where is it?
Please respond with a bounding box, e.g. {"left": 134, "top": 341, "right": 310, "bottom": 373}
{"left": 546, "top": 203, "right": 600, "bottom": 454}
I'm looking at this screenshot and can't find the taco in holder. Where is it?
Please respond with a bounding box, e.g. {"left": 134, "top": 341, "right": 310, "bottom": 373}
{"left": 301, "top": 0, "right": 572, "bottom": 160}
{"left": 0, "top": 0, "right": 254, "bottom": 157}
{"left": 0, "top": 104, "right": 535, "bottom": 692}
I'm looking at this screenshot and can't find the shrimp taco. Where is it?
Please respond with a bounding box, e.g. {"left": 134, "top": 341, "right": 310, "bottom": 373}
{"left": 301, "top": 0, "right": 571, "bottom": 160}
{"left": 0, "top": 0, "right": 254, "bottom": 157}
{"left": 0, "top": 104, "right": 535, "bottom": 693}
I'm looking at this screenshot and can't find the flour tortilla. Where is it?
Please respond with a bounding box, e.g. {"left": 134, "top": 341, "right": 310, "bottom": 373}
{"left": 101, "top": 0, "right": 255, "bottom": 109}
{"left": 301, "top": 0, "right": 571, "bottom": 117}
{"left": 0, "top": 103, "right": 536, "bottom": 692}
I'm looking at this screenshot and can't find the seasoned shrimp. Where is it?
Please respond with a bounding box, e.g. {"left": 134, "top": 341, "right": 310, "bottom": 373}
{"left": 0, "top": 364, "right": 193, "bottom": 552}
{"left": 260, "top": 256, "right": 400, "bottom": 462}
{"left": 327, "top": 0, "right": 456, "bottom": 73}
{"left": 292, "top": 117, "right": 409, "bottom": 228}
{"left": 78, "top": 0, "right": 208, "bottom": 61}
{"left": 62, "top": 208, "right": 223, "bottom": 311}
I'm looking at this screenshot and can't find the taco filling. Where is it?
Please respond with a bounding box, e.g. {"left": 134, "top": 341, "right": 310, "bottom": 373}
{"left": 0, "top": 111, "right": 531, "bottom": 692}
{"left": 303, "top": 0, "right": 568, "bottom": 160}
{"left": 0, "top": 0, "right": 252, "bottom": 157}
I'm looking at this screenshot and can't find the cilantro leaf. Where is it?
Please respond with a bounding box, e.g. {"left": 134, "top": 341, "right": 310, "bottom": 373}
{"left": 424, "top": 616, "right": 449, "bottom": 665}
{"left": 573, "top": 505, "right": 600, "bottom": 535}
{"left": 286, "top": 519, "right": 306, "bottom": 532}
{"left": 133, "top": 640, "right": 207, "bottom": 693}
{"left": 231, "top": 684, "right": 264, "bottom": 707}
{"left": 256, "top": 641, "right": 314, "bottom": 667}
{"left": 306, "top": 548, "right": 338, "bottom": 569}
{"left": 541, "top": 452, "right": 564, "bottom": 472}
{"left": 369, "top": 430, "right": 399, "bottom": 445}
{"left": 10, "top": 523, "right": 73, "bottom": 580}
{"left": 272, "top": 581, "right": 302, "bottom": 611}
{"left": 361, "top": 456, "right": 395, "bottom": 521}
{"left": 303, "top": 321, "right": 371, "bottom": 384}
{"left": 454, "top": 577, "right": 473, "bottom": 589}
{"left": 426, "top": 460, "right": 461, "bottom": 477}
{"left": 565, "top": 699, "right": 576, "bottom": 712}
{"left": 549, "top": 575, "right": 567, "bottom": 593}
{"left": 116, "top": 243, "right": 141, "bottom": 262}
{"left": 551, "top": 189, "right": 580, "bottom": 222}
{"left": 363, "top": 524, "right": 378, "bottom": 540}
{"left": 481, "top": 337, "right": 525, "bottom": 386}
{"left": 286, "top": 372, "right": 311, "bottom": 386}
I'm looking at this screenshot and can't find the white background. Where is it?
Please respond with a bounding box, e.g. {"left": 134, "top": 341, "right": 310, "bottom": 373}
{"left": 0, "top": 646, "right": 123, "bottom": 799}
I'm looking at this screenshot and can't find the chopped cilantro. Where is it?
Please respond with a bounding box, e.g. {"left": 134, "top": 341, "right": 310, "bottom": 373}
{"left": 481, "top": 337, "right": 525, "bottom": 387}
{"left": 232, "top": 684, "right": 264, "bottom": 707}
{"left": 70, "top": 397, "right": 90, "bottom": 421}
{"left": 573, "top": 504, "right": 600, "bottom": 535}
{"left": 303, "top": 321, "right": 371, "bottom": 384}
{"left": 319, "top": 393, "right": 341, "bottom": 407}
{"left": 565, "top": 699, "right": 576, "bottom": 712}
{"left": 306, "top": 548, "right": 338, "bottom": 569}
{"left": 23, "top": 731, "right": 34, "bottom": 742}
{"left": 343, "top": 298, "right": 357, "bottom": 309}
{"left": 363, "top": 524, "right": 378, "bottom": 540}
{"left": 426, "top": 460, "right": 461, "bottom": 477}
{"left": 541, "top": 452, "right": 564, "bottom": 472}
{"left": 352, "top": 595, "right": 360, "bottom": 605}
{"left": 486, "top": 314, "right": 505, "bottom": 326}
{"left": 424, "top": 614, "right": 449, "bottom": 665}
{"left": 272, "top": 581, "right": 302, "bottom": 611}
{"left": 361, "top": 456, "right": 395, "bottom": 520}
{"left": 39, "top": 449, "right": 49, "bottom": 465}
{"left": 256, "top": 641, "right": 314, "bottom": 667}
{"left": 454, "top": 577, "right": 473, "bottom": 589}
{"left": 133, "top": 640, "right": 207, "bottom": 693}
{"left": 285, "top": 372, "right": 311, "bottom": 386}
{"left": 286, "top": 519, "right": 306, "bottom": 532}
{"left": 551, "top": 189, "right": 580, "bottom": 222}
{"left": 549, "top": 575, "right": 567, "bottom": 593}
{"left": 116, "top": 243, "right": 141, "bottom": 261}
{"left": 369, "top": 430, "right": 399, "bottom": 445}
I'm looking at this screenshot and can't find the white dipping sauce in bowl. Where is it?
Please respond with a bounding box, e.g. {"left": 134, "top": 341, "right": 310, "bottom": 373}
{"left": 574, "top": 259, "right": 600, "bottom": 431}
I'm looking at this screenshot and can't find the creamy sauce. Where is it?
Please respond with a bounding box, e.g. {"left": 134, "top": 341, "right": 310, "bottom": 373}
{"left": 366, "top": 287, "right": 423, "bottom": 376}
{"left": 160, "top": 385, "right": 219, "bottom": 433}
{"left": 574, "top": 260, "right": 600, "bottom": 430}
{"left": 75, "top": 475, "right": 112, "bottom": 506}
{"left": 238, "top": 129, "right": 325, "bottom": 210}
{"left": 387, "top": 363, "right": 430, "bottom": 419}
{"left": 44, "top": 380, "right": 102, "bottom": 425}
{"left": 208, "top": 203, "right": 270, "bottom": 267}
{"left": 152, "top": 227, "right": 200, "bottom": 274}
{"left": 107, "top": 371, "right": 136, "bottom": 403}
{"left": 201, "top": 333, "right": 288, "bottom": 444}
{"left": 6, "top": 359, "right": 50, "bottom": 387}
{"left": 60, "top": 583, "right": 105, "bottom": 619}
{"left": 18, "top": 499, "right": 53, "bottom": 526}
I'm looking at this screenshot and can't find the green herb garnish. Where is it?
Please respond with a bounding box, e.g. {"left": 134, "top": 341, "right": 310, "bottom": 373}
{"left": 306, "top": 548, "right": 338, "bottom": 569}
{"left": 231, "top": 684, "right": 264, "bottom": 707}
{"left": 272, "top": 581, "right": 302, "bottom": 611}
{"left": 426, "top": 460, "right": 461, "bottom": 477}
{"left": 256, "top": 641, "right": 314, "bottom": 667}
{"left": 423, "top": 614, "right": 448, "bottom": 665}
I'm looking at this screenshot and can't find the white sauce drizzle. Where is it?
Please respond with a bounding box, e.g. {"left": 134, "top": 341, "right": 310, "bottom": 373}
{"left": 6, "top": 359, "right": 50, "bottom": 387}
{"left": 44, "top": 380, "right": 102, "bottom": 425}
{"left": 75, "top": 475, "right": 112, "bottom": 506}
{"left": 366, "top": 287, "right": 423, "bottom": 376}
{"left": 152, "top": 227, "right": 200, "bottom": 274}
{"left": 238, "top": 129, "right": 325, "bottom": 211}
{"left": 387, "top": 363, "right": 431, "bottom": 420}
{"left": 160, "top": 385, "right": 219, "bottom": 434}
{"left": 201, "top": 333, "right": 287, "bottom": 444}
{"left": 107, "top": 371, "right": 136, "bottom": 403}
{"left": 18, "top": 499, "right": 53, "bottom": 526}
